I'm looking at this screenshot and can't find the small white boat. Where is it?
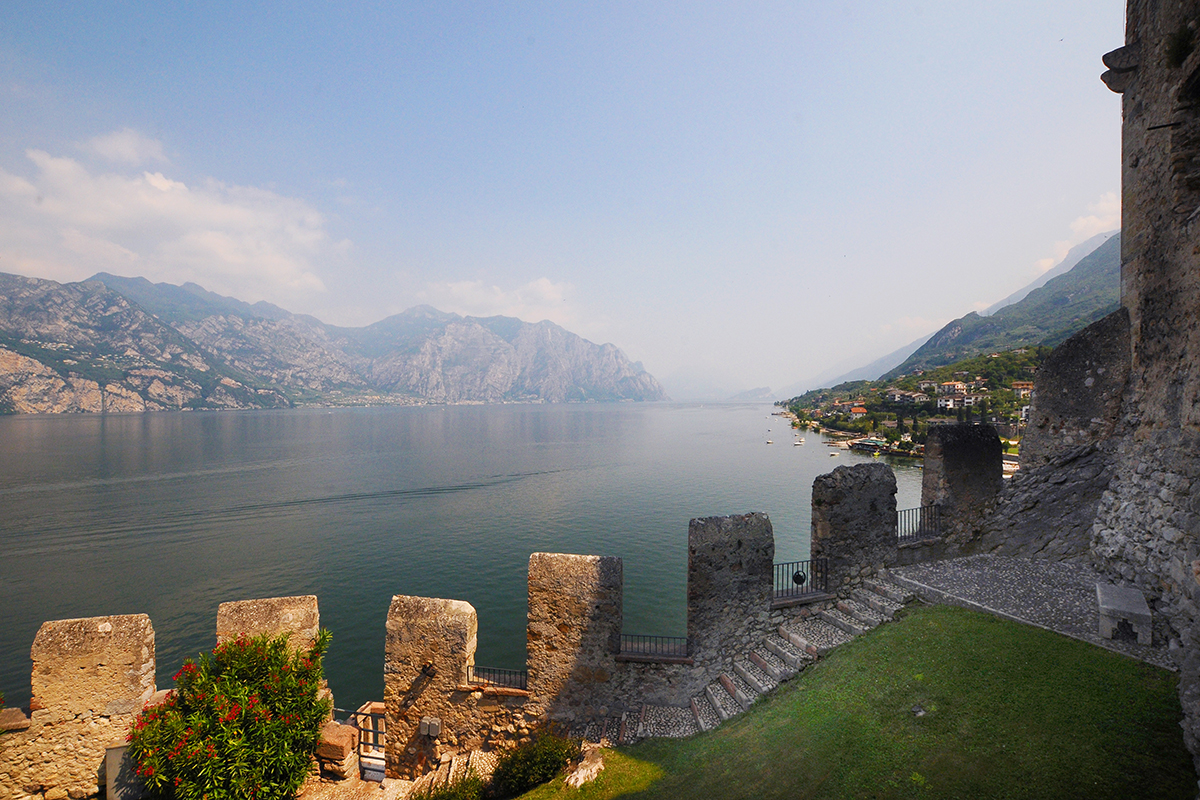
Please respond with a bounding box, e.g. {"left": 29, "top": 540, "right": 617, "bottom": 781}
{"left": 793, "top": 440, "right": 803, "bottom": 446}
{"left": 829, "top": 452, "right": 838, "bottom": 457}
{"left": 766, "top": 440, "right": 773, "bottom": 445}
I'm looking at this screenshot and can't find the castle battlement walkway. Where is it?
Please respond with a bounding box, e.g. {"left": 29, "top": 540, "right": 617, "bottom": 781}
{"left": 887, "top": 555, "right": 1176, "bottom": 671}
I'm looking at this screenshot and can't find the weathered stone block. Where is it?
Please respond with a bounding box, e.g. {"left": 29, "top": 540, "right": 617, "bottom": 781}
{"left": 216, "top": 595, "right": 319, "bottom": 650}
{"left": 317, "top": 720, "right": 358, "bottom": 760}
{"left": 810, "top": 464, "right": 897, "bottom": 592}
{"left": 383, "top": 595, "right": 480, "bottom": 779}
{"left": 0, "top": 708, "right": 30, "bottom": 732}
{"left": 527, "top": 553, "right": 622, "bottom": 717}
{"left": 30, "top": 615, "right": 155, "bottom": 716}
{"left": 687, "top": 513, "right": 774, "bottom": 665}
{"left": 1097, "top": 583, "right": 1153, "bottom": 645}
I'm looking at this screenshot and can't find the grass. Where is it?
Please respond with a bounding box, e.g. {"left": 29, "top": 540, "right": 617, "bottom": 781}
{"left": 517, "top": 605, "right": 1195, "bottom": 800}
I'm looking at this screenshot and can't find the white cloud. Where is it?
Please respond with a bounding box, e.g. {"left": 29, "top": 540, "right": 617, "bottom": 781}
{"left": 417, "top": 277, "right": 578, "bottom": 327}
{"left": 81, "top": 128, "right": 168, "bottom": 166}
{"left": 1034, "top": 191, "right": 1121, "bottom": 274}
{"left": 0, "top": 147, "right": 330, "bottom": 302}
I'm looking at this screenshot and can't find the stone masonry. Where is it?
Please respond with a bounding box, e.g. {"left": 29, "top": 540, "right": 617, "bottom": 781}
{"left": 215, "top": 595, "right": 320, "bottom": 650}
{"left": 810, "top": 463, "right": 897, "bottom": 593}
{"left": 686, "top": 514, "right": 774, "bottom": 671}
{"left": 921, "top": 424, "right": 1003, "bottom": 548}
{"left": 382, "top": 595, "right": 536, "bottom": 780}
{"left": 527, "top": 553, "right": 622, "bottom": 721}
{"left": 0, "top": 615, "right": 155, "bottom": 800}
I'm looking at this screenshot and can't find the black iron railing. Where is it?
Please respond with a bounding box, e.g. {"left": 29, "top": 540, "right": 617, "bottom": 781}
{"left": 773, "top": 558, "right": 828, "bottom": 598}
{"left": 467, "top": 665, "right": 528, "bottom": 690}
{"left": 897, "top": 505, "right": 940, "bottom": 541}
{"left": 618, "top": 634, "right": 689, "bottom": 658}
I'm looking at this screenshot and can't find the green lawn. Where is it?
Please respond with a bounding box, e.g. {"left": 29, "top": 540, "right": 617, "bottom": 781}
{"left": 518, "top": 604, "right": 1196, "bottom": 800}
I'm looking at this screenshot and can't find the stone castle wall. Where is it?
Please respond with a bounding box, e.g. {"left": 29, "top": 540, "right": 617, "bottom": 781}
{"left": 810, "top": 463, "right": 898, "bottom": 592}
{"left": 0, "top": 615, "right": 156, "bottom": 800}
{"left": 0, "top": 597, "right": 324, "bottom": 800}
{"left": 379, "top": 513, "right": 820, "bottom": 779}
{"left": 1094, "top": 0, "right": 1200, "bottom": 773}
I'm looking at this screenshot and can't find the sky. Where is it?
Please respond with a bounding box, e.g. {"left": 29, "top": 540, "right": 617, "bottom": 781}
{"left": 0, "top": 2, "right": 1125, "bottom": 399}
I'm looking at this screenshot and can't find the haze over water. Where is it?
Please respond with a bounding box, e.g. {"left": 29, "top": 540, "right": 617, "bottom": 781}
{"left": 0, "top": 403, "right": 921, "bottom": 711}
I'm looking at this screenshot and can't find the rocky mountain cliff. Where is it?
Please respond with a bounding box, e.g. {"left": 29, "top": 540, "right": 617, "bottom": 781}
{"left": 0, "top": 272, "right": 667, "bottom": 413}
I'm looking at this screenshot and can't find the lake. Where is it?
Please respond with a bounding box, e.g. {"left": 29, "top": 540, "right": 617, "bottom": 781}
{"left": 0, "top": 403, "right": 921, "bottom": 711}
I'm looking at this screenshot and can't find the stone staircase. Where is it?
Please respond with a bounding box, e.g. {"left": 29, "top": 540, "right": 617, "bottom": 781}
{"left": 567, "top": 577, "right": 916, "bottom": 746}
{"left": 403, "top": 579, "right": 916, "bottom": 795}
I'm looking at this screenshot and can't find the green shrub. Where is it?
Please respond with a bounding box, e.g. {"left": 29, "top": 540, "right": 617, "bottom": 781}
{"left": 487, "top": 733, "right": 581, "bottom": 799}
{"left": 411, "top": 772, "right": 486, "bottom": 800}
{"left": 127, "top": 629, "right": 332, "bottom": 800}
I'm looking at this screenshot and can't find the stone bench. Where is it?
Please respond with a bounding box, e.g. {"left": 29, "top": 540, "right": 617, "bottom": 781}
{"left": 1096, "top": 583, "right": 1152, "bottom": 645}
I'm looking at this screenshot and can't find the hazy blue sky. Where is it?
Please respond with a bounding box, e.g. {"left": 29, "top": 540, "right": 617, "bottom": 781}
{"left": 0, "top": 2, "right": 1124, "bottom": 398}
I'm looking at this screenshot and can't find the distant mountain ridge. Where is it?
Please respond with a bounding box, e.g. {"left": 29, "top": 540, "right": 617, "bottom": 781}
{"left": 881, "top": 233, "right": 1120, "bottom": 379}
{"left": 777, "top": 231, "right": 1122, "bottom": 397}
{"left": 0, "top": 272, "right": 667, "bottom": 413}
{"left": 980, "top": 230, "right": 1117, "bottom": 316}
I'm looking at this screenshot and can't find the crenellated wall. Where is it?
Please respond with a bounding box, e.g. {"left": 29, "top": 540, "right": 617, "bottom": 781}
{"left": 0, "top": 615, "right": 156, "bottom": 800}
{"left": 2, "top": 507, "right": 896, "bottom": 789}
{"left": 810, "top": 463, "right": 898, "bottom": 591}
{"left": 379, "top": 512, "right": 820, "bottom": 779}
{"left": 0, "top": 598, "right": 329, "bottom": 800}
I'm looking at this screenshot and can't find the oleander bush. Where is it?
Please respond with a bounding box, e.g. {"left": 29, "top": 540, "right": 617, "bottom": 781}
{"left": 487, "top": 733, "right": 581, "bottom": 799}
{"left": 127, "top": 629, "right": 332, "bottom": 800}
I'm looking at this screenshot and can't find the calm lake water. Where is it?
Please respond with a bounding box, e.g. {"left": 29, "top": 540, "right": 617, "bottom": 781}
{"left": 0, "top": 403, "right": 921, "bottom": 711}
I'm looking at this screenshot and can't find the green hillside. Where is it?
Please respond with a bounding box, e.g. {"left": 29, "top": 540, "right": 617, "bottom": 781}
{"left": 882, "top": 234, "right": 1119, "bottom": 379}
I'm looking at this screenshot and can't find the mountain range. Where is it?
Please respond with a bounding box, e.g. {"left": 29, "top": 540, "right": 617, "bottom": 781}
{"left": 0, "top": 272, "right": 667, "bottom": 414}
{"left": 778, "top": 231, "right": 1121, "bottom": 396}
{"left": 880, "top": 232, "right": 1120, "bottom": 378}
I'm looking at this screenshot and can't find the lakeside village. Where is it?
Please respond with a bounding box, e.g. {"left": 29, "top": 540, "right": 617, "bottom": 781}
{"left": 773, "top": 347, "right": 1045, "bottom": 473}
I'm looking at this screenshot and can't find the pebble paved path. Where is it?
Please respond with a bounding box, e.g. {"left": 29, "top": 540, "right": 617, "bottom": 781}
{"left": 888, "top": 554, "right": 1176, "bottom": 670}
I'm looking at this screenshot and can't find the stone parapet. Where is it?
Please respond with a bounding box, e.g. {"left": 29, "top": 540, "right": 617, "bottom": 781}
{"left": 686, "top": 514, "right": 774, "bottom": 670}
{"left": 216, "top": 595, "right": 320, "bottom": 651}
{"left": 527, "top": 553, "right": 623, "bottom": 719}
{"left": 810, "top": 463, "right": 898, "bottom": 592}
{"left": 1, "top": 614, "right": 156, "bottom": 800}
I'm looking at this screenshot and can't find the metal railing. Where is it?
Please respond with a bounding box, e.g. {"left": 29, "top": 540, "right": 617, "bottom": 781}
{"left": 773, "top": 558, "right": 828, "bottom": 599}
{"left": 332, "top": 702, "right": 386, "bottom": 763}
{"left": 466, "top": 665, "right": 528, "bottom": 690}
{"left": 897, "top": 505, "right": 940, "bottom": 541}
{"left": 618, "top": 634, "right": 689, "bottom": 658}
